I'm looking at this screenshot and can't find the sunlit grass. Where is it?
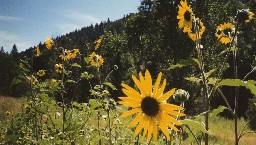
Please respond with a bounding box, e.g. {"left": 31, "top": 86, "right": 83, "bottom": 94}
{"left": 0, "top": 96, "right": 24, "bottom": 121}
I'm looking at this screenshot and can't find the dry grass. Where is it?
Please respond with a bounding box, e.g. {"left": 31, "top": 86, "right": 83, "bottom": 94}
{"left": 0, "top": 96, "right": 24, "bottom": 120}
{"left": 209, "top": 117, "right": 256, "bottom": 145}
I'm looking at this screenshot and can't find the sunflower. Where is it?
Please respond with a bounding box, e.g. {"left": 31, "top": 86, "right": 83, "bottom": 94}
{"left": 59, "top": 49, "right": 72, "bottom": 61}
{"left": 119, "top": 70, "right": 185, "bottom": 142}
{"left": 184, "top": 18, "right": 205, "bottom": 41}
{"left": 89, "top": 52, "right": 104, "bottom": 67}
{"left": 55, "top": 63, "right": 63, "bottom": 73}
{"left": 70, "top": 49, "right": 79, "bottom": 59}
{"left": 35, "top": 46, "right": 40, "bottom": 57}
{"left": 215, "top": 22, "right": 235, "bottom": 45}
{"left": 36, "top": 70, "right": 46, "bottom": 77}
{"left": 177, "top": 0, "right": 193, "bottom": 31}
{"left": 236, "top": 9, "right": 254, "bottom": 24}
{"left": 45, "top": 37, "right": 53, "bottom": 49}
{"left": 95, "top": 38, "right": 102, "bottom": 50}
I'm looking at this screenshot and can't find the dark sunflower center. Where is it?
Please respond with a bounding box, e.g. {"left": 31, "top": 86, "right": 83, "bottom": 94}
{"left": 141, "top": 97, "right": 159, "bottom": 117}
{"left": 184, "top": 11, "right": 191, "bottom": 22}
{"left": 93, "top": 55, "right": 99, "bottom": 62}
{"left": 216, "top": 30, "right": 222, "bottom": 35}
{"left": 223, "top": 28, "right": 232, "bottom": 36}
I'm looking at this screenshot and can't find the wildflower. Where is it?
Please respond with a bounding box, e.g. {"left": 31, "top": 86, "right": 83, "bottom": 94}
{"left": 95, "top": 38, "right": 102, "bottom": 50}
{"left": 55, "top": 63, "right": 63, "bottom": 73}
{"left": 51, "top": 79, "right": 57, "bottom": 84}
{"left": 177, "top": 0, "right": 193, "bottom": 31}
{"left": 26, "top": 75, "right": 38, "bottom": 85}
{"left": 119, "top": 70, "right": 185, "bottom": 142}
{"left": 59, "top": 49, "right": 72, "bottom": 61}
{"left": 185, "top": 18, "right": 205, "bottom": 41}
{"left": 45, "top": 37, "right": 53, "bottom": 49}
{"left": 215, "top": 22, "right": 236, "bottom": 44}
{"left": 36, "top": 70, "right": 46, "bottom": 77}
{"left": 236, "top": 9, "right": 254, "bottom": 24}
{"left": 5, "top": 111, "right": 13, "bottom": 116}
{"left": 89, "top": 52, "right": 104, "bottom": 67}
{"left": 70, "top": 49, "right": 79, "bottom": 59}
{"left": 35, "top": 46, "right": 40, "bottom": 57}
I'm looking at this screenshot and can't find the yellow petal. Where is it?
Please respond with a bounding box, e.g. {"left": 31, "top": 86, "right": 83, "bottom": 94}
{"left": 145, "top": 70, "right": 152, "bottom": 95}
{"left": 120, "top": 108, "right": 141, "bottom": 118}
{"left": 158, "top": 88, "right": 176, "bottom": 102}
{"left": 147, "top": 117, "right": 154, "bottom": 143}
{"left": 132, "top": 75, "right": 148, "bottom": 95}
{"left": 161, "top": 112, "right": 181, "bottom": 126}
{"left": 129, "top": 112, "right": 144, "bottom": 126}
{"left": 153, "top": 72, "right": 162, "bottom": 97}
{"left": 122, "top": 89, "right": 142, "bottom": 101}
{"left": 134, "top": 115, "right": 146, "bottom": 136}
{"left": 152, "top": 118, "right": 158, "bottom": 141}
{"left": 160, "top": 103, "right": 183, "bottom": 111}
{"left": 121, "top": 84, "right": 142, "bottom": 99}
{"left": 118, "top": 101, "right": 140, "bottom": 108}
{"left": 164, "top": 109, "right": 186, "bottom": 117}
{"left": 119, "top": 96, "right": 140, "bottom": 103}
{"left": 155, "top": 79, "right": 166, "bottom": 98}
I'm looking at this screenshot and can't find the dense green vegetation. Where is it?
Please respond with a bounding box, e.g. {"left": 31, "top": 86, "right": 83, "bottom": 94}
{"left": 0, "top": 0, "right": 256, "bottom": 144}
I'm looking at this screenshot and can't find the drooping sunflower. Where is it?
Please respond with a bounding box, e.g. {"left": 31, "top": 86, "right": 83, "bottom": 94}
{"left": 95, "top": 38, "right": 102, "bottom": 50}
{"left": 35, "top": 46, "right": 40, "bottom": 57}
{"left": 177, "top": 0, "right": 193, "bottom": 31}
{"left": 184, "top": 18, "right": 205, "bottom": 41}
{"left": 119, "top": 70, "right": 185, "bottom": 142}
{"left": 55, "top": 63, "right": 63, "bottom": 73}
{"left": 89, "top": 52, "right": 104, "bottom": 67}
{"left": 215, "top": 22, "right": 235, "bottom": 45}
{"left": 45, "top": 37, "right": 53, "bottom": 50}
{"left": 236, "top": 9, "right": 254, "bottom": 24}
{"left": 36, "top": 70, "right": 46, "bottom": 77}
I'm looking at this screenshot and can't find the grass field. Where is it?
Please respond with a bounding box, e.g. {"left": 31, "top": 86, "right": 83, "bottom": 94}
{"left": 1, "top": 96, "right": 256, "bottom": 144}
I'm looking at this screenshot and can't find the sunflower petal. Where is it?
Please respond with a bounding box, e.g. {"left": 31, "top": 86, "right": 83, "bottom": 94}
{"left": 152, "top": 118, "right": 158, "bottom": 141}
{"left": 145, "top": 70, "right": 152, "bottom": 95}
{"left": 147, "top": 117, "right": 154, "bottom": 143}
{"left": 118, "top": 101, "right": 140, "bottom": 108}
{"left": 153, "top": 72, "right": 162, "bottom": 97}
{"left": 158, "top": 88, "right": 176, "bottom": 102}
{"left": 155, "top": 79, "right": 166, "bottom": 98}
{"left": 121, "top": 84, "right": 142, "bottom": 99}
{"left": 134, "top": 115, "right": 146, "bottom": 136}
{"left": 160, "top": 103, "right": 183, "bottom": 111}
{"left": 132, "top": 75, "right": 148, "bottom": 96}
{"left": 129, "top": 112, "right": 144, "bottom": 126}
{"left": 120, "top": 108, "right": 141, "bottom": 118}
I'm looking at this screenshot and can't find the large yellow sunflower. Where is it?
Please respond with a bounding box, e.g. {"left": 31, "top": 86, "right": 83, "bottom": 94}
{"left": 89, "top": 52, "right": 104, "bottom": 67}
{"left": 177, "top": 0, "right": 193, "bottom": 31}
{"left": 215, "top": 22, "right": 235, "bottom": 45}
{"left": 185, "top": 18, "right": 205, "bottom": 41}
{"left": 119, "top": 70, "right": 185, "bottom": 142}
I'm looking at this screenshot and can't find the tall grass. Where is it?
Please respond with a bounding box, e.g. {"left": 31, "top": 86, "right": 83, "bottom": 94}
{"left": 0, "top": 96, "right": 23, "bottom": 121}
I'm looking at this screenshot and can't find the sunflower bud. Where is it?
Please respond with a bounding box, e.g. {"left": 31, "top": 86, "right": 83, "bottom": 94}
{"left": 173, "top": 89, "right": 190, "bottom": 103}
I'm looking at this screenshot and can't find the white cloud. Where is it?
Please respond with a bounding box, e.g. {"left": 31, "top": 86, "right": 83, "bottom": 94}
{"left": 0, "top": 15, "right": 23, "bottom": 21}
{"left": 0, "top": 31, "right": 33, "bottom": 52}
{"left": 55, "top": 10, "right": 101, "bottom": 35}
{"left": 64, "top": 10, "right": 101, "bottom": 24}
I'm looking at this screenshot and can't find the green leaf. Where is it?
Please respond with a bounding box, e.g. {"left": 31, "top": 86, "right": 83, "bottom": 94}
{"left": 218, "top": 79, "right": 244, "bottom": 87}
{"left": 81, "top": 71, "right": 93, "bottom": 79}
{"left": 181, "top": 119, "right": 209, "bottom": 134}
{"left": 66, "top": 79, "right": 76, "bottom": 83}
{"left": 205, "top": 69, "right": 216, "bottom": 78}
{"left": 185, "top": 77, "right": 200, "bottom": 84}
{"left": 71, "top": 63, "right": 81, "bottom": 68}
{"left": 89, "top": 99, "right": 102, "bottom": 110}
{"left": 103, "top": 82, "right": 117, "bottom": 90}
{"left": 209, "top": 105, "right": 227, "bottom": 119}
{"left": 168, "top": 58, "right": 200, "bottom": 70}
{"left": 247, "top": 80, "right": 256, "bottom": 85}
{"left": 244, "top": 83, "right": 256, "bottom": 96}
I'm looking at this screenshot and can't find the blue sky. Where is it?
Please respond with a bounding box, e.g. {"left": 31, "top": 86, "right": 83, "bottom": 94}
{"left": 0, "top": 0, "right": 139, "bottom": 52}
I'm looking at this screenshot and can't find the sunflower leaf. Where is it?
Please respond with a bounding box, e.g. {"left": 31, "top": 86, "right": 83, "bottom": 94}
{"left": 181, "top": 119, "right": 209, "bottom": 134}
{"left": 209, "top": 105, "right": 227, "bottom": 119}
{"left": 185, "top": 77, "right": 201, "bottom": 84}
{"left": 71, "top": 63, "right": 81, "bottom": 68}
{"left": 168, "top": 58, "right": 200, "bottom": 70}
{"left": 103, "top": 82, "right": 117, "bottom": 90}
